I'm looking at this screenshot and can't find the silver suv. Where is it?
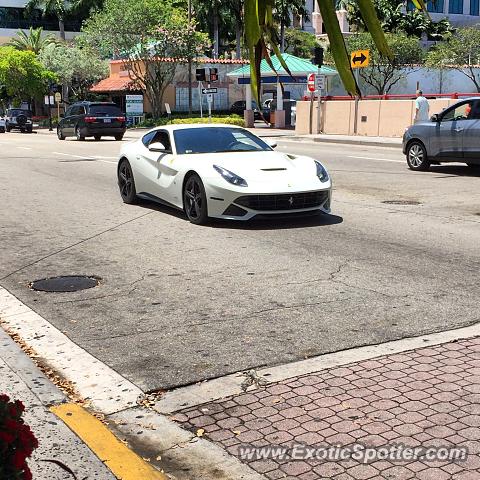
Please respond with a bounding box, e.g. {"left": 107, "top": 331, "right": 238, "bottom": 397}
{"left": 403, "top": 98, "right": 480, "bottom": 171}
{"left": 5, "top": 108, "right": 33, "bottom": 133}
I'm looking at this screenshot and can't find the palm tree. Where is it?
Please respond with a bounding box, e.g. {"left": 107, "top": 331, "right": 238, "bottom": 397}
{"left": 274, "top": 0, "right": 308, "bottom": 53}
{"left": 7, "top": 27, "right": 57, "bottom": 55}
{"left": 24, "top": 0, "right": 69, "bottom": 40}
{"left": 244, "top": 0, "right": 427, "bottom": 103}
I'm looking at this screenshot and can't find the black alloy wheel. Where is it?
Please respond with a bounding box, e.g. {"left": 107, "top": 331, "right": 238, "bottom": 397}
{"left": 75, "top": 126, "right": 85, "bottom": 141}
{"left": 118, "top": 160, "right": 137, "bottom": 204}
{"left": 183, "top": 174, "right": 208, "bottom": 225}
{"left": 57, "top": 127, "right": 65, "bottom": 140}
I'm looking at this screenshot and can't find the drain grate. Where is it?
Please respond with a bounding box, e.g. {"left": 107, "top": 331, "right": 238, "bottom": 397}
{"left": 30, "top": 275, "right": 100, "bottom": 292}
{"left": 382, "top": 200, "right": 422, "bottom": 206}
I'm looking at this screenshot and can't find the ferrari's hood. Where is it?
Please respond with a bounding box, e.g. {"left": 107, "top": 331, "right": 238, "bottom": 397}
{"left": 188, "top": 150, "right": 318, "bottom": 181}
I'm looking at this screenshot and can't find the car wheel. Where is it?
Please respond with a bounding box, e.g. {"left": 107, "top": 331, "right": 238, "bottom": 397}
{"left": 5, "top": 125, "right": 10, "bottom": 132}
{"left": 115, "top": 134, "right": 124, "bottom": 141}
{"left": 406, "top": 141, "right": 430, "bottom": 171}
{"left": 118, "top": 159, "right": 137, "bottom": 204}
{"left": 57, "top": 127, "right": 65, "bottom": 140}
{"left": 75, "top": 126, "right": 85, "bottom": 141}
{"left": 26, "top": 127, "right": 32, "bottom": 133}
{"left": 0, "top": 128, "right": 4, "bottom": 133}
{"left": 183, "top": 173, "right": 208, "bottom": 225}
{"left": 94, "top": 135, "right": 101, "bottom": 141}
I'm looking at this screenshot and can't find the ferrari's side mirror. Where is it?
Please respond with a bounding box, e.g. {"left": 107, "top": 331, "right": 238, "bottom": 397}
{"left": 149, "top": 142, "right": 168, "bottom": 152}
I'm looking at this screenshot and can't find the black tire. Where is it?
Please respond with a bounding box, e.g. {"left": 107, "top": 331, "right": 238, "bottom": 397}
{"left": 94, "top": 135, "right": 101, "bottom": 141}
{"left": 75, "top": 126, "right": 85, "bottom": 141}
{"left": 118, "top": 159, "right": 137, "bottom": 204}
{"left": 115, "top": 134, "right": 124, "bottom": 141}
{"left": 16, "top": 114, "right": 27, "bottom": 126}
{"left": 5, "top": 125, "right": 10, "bottom": 132}
{"left": 26, "top": 127, "right": 32, "bottom": 133}
{"left": 183, "top": 173, "right": 208, "bottom": 225}
{"left": 406, "top": 140, "right": 430, "bottom": 171}
{"left": 0, "top": 128, "right": 4, "bottom": 134}
{"left": 57, "top": 127, "right": 65, "bottom": 140}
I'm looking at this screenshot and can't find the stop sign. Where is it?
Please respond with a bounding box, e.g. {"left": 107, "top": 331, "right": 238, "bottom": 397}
{"left": 307, "top": 73, "right": 316, "bottom": 92}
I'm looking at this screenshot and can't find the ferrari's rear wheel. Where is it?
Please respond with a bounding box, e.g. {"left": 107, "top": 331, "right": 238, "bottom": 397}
{"left": 183, "top": 173, "right": 208, "bottom": 225}
{"left": 118, "top": 159, "right": 137, "bottom": 204}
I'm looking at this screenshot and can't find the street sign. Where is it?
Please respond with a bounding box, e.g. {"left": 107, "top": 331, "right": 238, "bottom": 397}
{"left": 202, "top": 87, "right": 217, "bottom": 94}
{"left": 126, "top": 94, "right": 144, "bottom": 118}
{"left": 54, "top": 92, "right": 62, "bottom": 103}
{"left": 316, "top": 74, "right": 326, "bottom": 90}
{"left": 307, "top": 73, "right": 316, "bottom": 93}
{"left": 351, "top": 50, "right": 369, "bottom": 69}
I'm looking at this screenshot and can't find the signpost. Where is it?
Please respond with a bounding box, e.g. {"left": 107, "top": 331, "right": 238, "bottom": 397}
{"left": 316, "top": 75, "right": 326, "bottom": 134}
{"left": 201, "top": 87, "right": 217, "bottom": 94}
{"left": 54, "top": 92, "right": 62, "bottom": 121}
{"left": 351, "top": 50, "right": 370, "bottom": 69}
{"left": 202, "top": 86, "right": 216, "bottom": 123}
{"left": 126, "top": 94, "right": 144, "bottom": 125}
{"left": 350, "top": 49, "right": 370, "bottom": 134}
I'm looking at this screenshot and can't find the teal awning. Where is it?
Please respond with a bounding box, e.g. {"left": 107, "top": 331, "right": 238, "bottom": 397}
{"left": 227, "top": 53, "right": 338, "bottom": 78}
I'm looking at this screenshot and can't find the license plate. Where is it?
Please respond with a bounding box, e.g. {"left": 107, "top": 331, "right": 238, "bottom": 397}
{"left": 104, "top": 118, "right": 111, "bottom": 123}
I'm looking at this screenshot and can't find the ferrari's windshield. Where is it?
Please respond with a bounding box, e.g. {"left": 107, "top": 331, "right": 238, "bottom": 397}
{"left": 173, "top": 127, "right": 272, "bottom": 154}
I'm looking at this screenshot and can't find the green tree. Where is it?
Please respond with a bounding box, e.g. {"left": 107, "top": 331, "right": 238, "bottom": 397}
{"left": 244, "top": 0, "right": 408, "bottom": 102}
{"left": 24, "top": 0, "right": 70, "bottom": 40}
{"left": 284, "top": 28, "right": 318, "bottom": 58}
{"left": 7, "top": 27, "right": 57, "bottom": 55}
{"left": 38, "top": 43, "right": 109, "bottom": 101}
{"left": 274, "top": 0, "right": 308, "bottom": 53}
{"left": 345, "top": 32, "right": 425, "bottom": 94}
{"left": 82, "top": 0, "right": 209, "bottom": 117}
{"left": 0, "top": 47, "right": 56, "bottom": 103}
{"left": 426, "top": 26, "right": 480, "bottom": 92}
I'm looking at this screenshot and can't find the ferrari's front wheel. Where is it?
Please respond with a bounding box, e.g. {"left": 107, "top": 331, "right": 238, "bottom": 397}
{"left": 183, "top": 173, "right": 208, "bottom": 225}
{"left": 118, "top": 159, "right": 137, "bottom": 204}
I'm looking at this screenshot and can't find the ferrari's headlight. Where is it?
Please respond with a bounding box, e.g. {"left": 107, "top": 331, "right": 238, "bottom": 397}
{"left": 315, "top": 161, "right": 329, "bottom": 183}
{"left": 213, "top": 165, "right": 248, "bottom": 187}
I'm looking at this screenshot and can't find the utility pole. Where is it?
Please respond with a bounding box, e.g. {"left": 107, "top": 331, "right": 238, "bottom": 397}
{"left": 188, "top": 0, "right": 193, "bottom": 115}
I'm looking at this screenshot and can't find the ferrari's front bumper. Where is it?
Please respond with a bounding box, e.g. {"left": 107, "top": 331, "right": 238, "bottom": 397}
{"left": 205, "top": 183, "right": 332, "bottom": 221}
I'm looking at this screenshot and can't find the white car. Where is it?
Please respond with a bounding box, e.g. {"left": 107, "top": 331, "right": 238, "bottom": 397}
{"left": 0, "top": 116, "right": 5, "bottom": 133}
{"left": 117, "top": 124, "right": 332, "bottom": 224}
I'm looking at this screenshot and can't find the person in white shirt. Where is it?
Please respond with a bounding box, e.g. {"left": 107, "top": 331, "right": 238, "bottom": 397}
{"left": 414, "top": 90, "right": 429, "bottom": 123}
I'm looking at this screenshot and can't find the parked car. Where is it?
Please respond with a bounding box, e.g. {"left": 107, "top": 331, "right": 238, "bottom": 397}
{"left": 57, "top": 101, "right": 126, "bottom": 141}
{"left": 0, "top": 115, "right": 5, "bottom": 133}
{"left": 230, "top": 100, "right": 260, "bottom": 119}
{"left": 4, "top": 108, "right": 33, "bottom": 133}
{"left": 262, "top": 99, "right": 297, "bottom": 124}
{"left": 403, "top": 98, "right": 480, "bottom": 171}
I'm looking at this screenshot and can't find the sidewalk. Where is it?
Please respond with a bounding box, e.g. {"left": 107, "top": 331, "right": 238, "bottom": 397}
{"left": 173, "top": 336, "right": 480, "bottom": 480}
{"left": 33, "top": 126, "right": 403, "bottom": 147}
{"left": 0, "top": 327, "right": 117, "bottom": 480}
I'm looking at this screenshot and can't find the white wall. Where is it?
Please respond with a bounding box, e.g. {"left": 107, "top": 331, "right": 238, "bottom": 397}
{"left": 327, "top": 67, "right": 480, "bottom": 96}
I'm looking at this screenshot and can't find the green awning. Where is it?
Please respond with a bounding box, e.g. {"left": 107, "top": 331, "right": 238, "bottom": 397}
{"left": 227, "top": 53, "right": 338, "bottom": 78}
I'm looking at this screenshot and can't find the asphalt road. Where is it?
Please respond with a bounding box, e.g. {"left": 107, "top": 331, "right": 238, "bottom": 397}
{"left": 1, "top": 130, "right": 479, "bottom": 392}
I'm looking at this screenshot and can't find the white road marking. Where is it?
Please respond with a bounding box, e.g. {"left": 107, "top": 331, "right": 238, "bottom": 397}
{"left": 53, "top": 152, "right": 94, "bottom": 159}
{"left": 0, "top": 286, "right": 142, "bottom": 414}
{"left": 348, "top": 155, "right": 404, "bottom": 164}
{"left": 52, "top": 152, "right": 116, "bottom": 163}
{"left": 17, "top": 146, "right": 32, "bottom": 150}
{"left": 0, "top": 286, "right": 265, "bottom": 480}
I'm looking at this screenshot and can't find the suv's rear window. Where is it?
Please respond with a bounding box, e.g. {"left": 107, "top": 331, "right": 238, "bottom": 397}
{"left": 88, "top": 105, "right": 123, "bottom": 116}
{"left": 9, "top": 109, "right": 32, "bottom": 117}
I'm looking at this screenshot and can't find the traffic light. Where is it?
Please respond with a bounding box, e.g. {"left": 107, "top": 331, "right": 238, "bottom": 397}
{"left": 196, "top": 68, "right": 206, "bottom": 81}
{"left": 311, "top": 46, "right": 324, "bottom": 67}
{"left": 209, "top": 68, "right": 218, "bottom": 82}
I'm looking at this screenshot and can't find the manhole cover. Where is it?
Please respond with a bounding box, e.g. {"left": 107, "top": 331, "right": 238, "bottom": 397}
{"left": 30, "top": 275, "right": 100, "bottom": 292}
{"left": 382, "top": 200, "right": 422, "bottom": 206}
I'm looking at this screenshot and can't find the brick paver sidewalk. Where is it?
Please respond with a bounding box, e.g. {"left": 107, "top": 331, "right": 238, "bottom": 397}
{"left": 173, "top": 337, "right": 480, "bottom": 480}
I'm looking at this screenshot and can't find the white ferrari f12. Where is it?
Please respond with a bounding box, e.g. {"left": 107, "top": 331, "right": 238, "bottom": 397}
{"left": 117, "top": 124, "right": 332, "bottom": 224}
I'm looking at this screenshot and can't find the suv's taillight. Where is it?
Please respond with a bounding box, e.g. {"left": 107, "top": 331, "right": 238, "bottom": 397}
{"left": 116, "top": 116, "right": 126, "bottom": 122}
{"left": 85, "top": 116, "right": 96, "bottom": 123}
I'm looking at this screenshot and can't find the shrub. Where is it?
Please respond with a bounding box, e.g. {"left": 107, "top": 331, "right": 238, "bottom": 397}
{"left": 0, "top": 394, "right": 38, "bottom": 480}
{"left": 134, "top": 114, "right": 245, "bottom": 129}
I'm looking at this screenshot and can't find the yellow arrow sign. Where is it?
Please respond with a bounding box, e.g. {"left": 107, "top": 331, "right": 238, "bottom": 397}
{"left": 351, "top": 50, "right": 370, "bottom": 69}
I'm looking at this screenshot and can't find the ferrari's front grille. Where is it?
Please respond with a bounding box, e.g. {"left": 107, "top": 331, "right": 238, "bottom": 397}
{"left": 235, "top": 191, "right": 328, "bottom": 211}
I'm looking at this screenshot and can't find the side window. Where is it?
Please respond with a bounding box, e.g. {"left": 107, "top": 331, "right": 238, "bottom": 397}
{"left": 142, "top": 131, "right": 156, "bottom": 147}
{"left": 151, "top": 130, "right": 171, "bottom": 150}
{"left": 442, "top": 102, "right": 472, "bottom": 122}
{"left": 64, "top": 108, "right": 73, "bottom": 117}
{"left": 469, "top": 101, "right": 480, "bottom": 120}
